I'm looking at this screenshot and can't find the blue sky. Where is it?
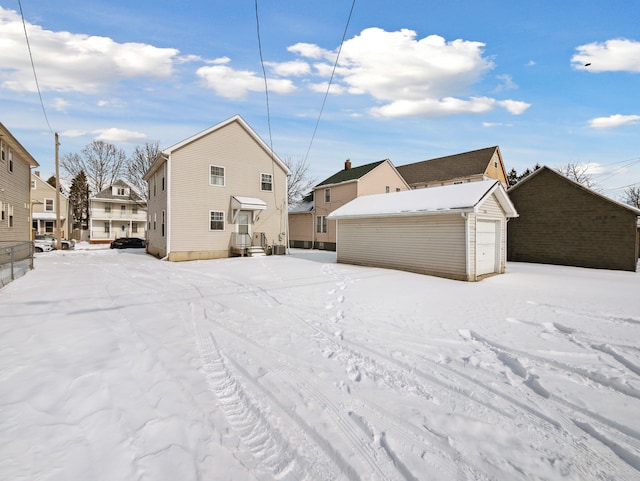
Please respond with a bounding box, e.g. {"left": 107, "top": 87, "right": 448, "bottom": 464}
{"left": 1, "top": 0, "right": 639, "bottom": 198}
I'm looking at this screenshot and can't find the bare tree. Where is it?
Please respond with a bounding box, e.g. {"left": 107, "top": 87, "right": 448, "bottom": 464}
{"left": 283, "top": 156, "right": 316, "bottom": 205}
{"left": 61, "top": 140, "right": 126, "bottom": 194}
{"left": 556, "top": 162, "right": 597, "bottom": 189}
{"left": 126, "top": 141, "right": 160, "bottom": 199}
{"left": 621, "top": 186, "right": 640, "bottom": 209}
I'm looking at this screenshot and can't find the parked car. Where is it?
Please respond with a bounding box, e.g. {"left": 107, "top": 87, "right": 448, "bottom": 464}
{"left": 110, "top": 237, "right": 146, "bottom": 249}
{"left": 35, "top": 234, "right": 75, "bottom": 250}
{"left": 33, "top": 239, "right": 53, "bottom": 253}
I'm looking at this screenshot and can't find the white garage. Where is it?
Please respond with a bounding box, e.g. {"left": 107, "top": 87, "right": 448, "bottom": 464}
{"left": 327, "top": 180, "right": 518, "bottom": 281}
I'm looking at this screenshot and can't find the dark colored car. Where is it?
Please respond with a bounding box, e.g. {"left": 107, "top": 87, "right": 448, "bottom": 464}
{"left": 110, "top": 237, "right": 146, "bottom": 249}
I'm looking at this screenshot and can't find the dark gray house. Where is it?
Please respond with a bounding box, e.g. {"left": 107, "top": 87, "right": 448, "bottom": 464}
{"left": 507, "top": 166, "right": 640, "bottom": 271}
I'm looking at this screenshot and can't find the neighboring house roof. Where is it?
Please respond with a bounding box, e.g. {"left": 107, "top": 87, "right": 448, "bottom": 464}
{"left": 397, "top": 146, "right": 500, "bottom": 185}
{"left": 289, "top": 200, "right": 314, "bottom": 213}
{"left": 329, "top": 179, "right": 517, "bottom": 219}
{"left": 32, "top": 172, "right": 70, "bottom": 198}
{"left": 93, "top": 179, "right": 145, "bottom": 203}
{"left": 509, "top": 165, "right": 640, "bottom": 216}
{"left": 315, "top": 160, "right": 387, "bottom": 188}
{"left": 146, "top": 115, "right": 289, "bottom": 179}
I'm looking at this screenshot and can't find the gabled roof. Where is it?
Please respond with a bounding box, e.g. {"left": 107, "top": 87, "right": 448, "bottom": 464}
{"left": 328, "top": 179, "right": 517, "bottom": 219}
{"left": 156, "top": 115, "right": 289, "bottom": 176}
{"left": 397, "top": 146, "right": 499, "bottom": 185}
{"left": 0, "top": 122, "right": 39, "bottom": 167}
{"left": 93, "top": 179, "right": 144, "bottom": 202}
{"left": 509, "top": 165, "right": 640, "bottom": 215}
{"left": 315, "top": 160, "right": 387, "bottom": 188}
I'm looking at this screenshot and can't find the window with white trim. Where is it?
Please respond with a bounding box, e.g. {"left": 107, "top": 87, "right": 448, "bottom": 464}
{"left": 45, "top": 221, "right": 54, "bottom": 233}
{"left": 104, "top": 222, "right": 110, "bottom": 233}
{"left": 7, "top": 204, "right": 14, "bottom": 227}
{"left": 209, "top": 210, "right": 224, "bottom": 231}
{"left": 45, "top": 198, "right": 54, "bottom": 212}
{"left": 161, "top": 210, "right": 165, "bottom": 236}
{"left": 210, "top": 165, "right": 225, "bottom": 186}
{"left": 31, "top": 180, "right": 36, "bottom": 189}
{"left": 8, "top": 148, "right": 13, "bottom": 173}
{"left": 261, "top": 173, "right": 273, "bottom": 191}
{"left": 324, "top": 188, "right": 331, "bottom": 203}
{"left": 316, "top": 215, "right": 327, "bottom": 234}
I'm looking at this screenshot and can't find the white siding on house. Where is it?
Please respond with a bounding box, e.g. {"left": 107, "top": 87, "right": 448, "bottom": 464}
{"left": 337, "top": 215, "right": 467, "bottom": 279}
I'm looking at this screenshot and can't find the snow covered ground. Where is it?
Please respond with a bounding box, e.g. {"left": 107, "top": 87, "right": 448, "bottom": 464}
{"left": 1, "top": 246, "right": 639, "bottom": 481}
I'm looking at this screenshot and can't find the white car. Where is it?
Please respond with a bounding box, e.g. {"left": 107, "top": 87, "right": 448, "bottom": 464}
{"left": 33, "top": 239, "right": 53, "bottom": 252}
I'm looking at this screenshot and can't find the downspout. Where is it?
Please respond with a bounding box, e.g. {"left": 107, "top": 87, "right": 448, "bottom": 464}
{"left": 166, "top": 156, "right": 171, "bottom": 259}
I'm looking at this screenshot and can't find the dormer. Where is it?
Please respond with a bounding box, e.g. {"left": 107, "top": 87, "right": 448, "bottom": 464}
{"left": 113, "top": 185, "right": 130, "bottom": 197}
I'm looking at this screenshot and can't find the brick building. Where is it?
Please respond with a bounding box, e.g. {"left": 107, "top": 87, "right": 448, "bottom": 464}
{"left": 507, "top": 166, "right": 640, "bottom": 271}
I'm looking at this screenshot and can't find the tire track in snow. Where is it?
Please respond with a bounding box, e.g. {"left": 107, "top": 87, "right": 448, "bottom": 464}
{"left": 194, "top": 326, "right": 306, "bottom": 480}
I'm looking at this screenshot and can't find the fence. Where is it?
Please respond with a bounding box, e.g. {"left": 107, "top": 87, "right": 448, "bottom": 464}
{"left": 0, "top": 241, "right": 34, "bottom": 288}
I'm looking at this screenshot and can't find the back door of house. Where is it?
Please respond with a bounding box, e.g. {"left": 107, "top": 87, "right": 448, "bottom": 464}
{"left": 236, "top": 211, "right": 251, "bottom": 246}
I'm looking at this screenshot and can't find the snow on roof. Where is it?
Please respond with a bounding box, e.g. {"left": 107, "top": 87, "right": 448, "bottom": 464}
{"left": 328, "top": 179, "right": 513, "bottom": 219}
{"left": 288, "top": 200, "right": 314, "bottom": 213}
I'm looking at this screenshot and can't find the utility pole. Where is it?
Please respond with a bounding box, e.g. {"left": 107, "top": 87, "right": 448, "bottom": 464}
{"left": 55, "top": 132, "right": 61, "bottom": 249}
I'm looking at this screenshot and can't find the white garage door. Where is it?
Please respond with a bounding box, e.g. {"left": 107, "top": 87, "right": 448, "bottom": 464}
{"left": 476, "top": 220, "right": 498, "bottom": 276}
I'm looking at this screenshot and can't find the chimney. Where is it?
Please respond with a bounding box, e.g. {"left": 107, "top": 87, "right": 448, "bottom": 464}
{"left": 34, "top": 171, "right": 40, "bottom": 177}
{"left": 345, "top": 159, "right": 351, "bottom": 170}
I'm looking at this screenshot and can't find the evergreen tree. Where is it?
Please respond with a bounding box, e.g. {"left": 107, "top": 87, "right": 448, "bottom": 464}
{"left": 507, "top": 168, "right": 519, "bottom": 186}
{"left": 69, "top": 170, "right": 90, "bottom": 231}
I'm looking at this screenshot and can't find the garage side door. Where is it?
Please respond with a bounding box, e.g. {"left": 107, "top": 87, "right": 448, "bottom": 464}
{"left": 476, "top": 220, "right": 498, "bottom": 276}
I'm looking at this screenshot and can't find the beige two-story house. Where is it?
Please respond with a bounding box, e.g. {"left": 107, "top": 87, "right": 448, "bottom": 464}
{"left": 89, "top": 179, "right": 147, "bottom": 243}
{"left": 397, "top": 146, "right": 508, "bottom": 189}
{"left": 144, "top": 115, "right": 289, "bottom": 261}
{"left": 289, "top": 159, "right": 410, "bottom": 251}
{"left": 0, "top": 123, "right": 39, "bottom": 243}
{"left": 31, "top": 171, "right": 71, "bottom": 239}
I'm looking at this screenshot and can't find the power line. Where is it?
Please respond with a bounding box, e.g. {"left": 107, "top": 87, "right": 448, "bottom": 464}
{"left": 254, "top": 0, "right": 273, "bottom": 153}
{"left": 18, "top": 0, "right": 53, "bottom": 133}
{"left": 303, "top": 0, "right": 357, "bottom": 164}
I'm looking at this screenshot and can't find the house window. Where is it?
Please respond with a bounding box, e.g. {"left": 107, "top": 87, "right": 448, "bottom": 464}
{"left": 120, "top": 205, "right": 126, "bottom": 217}
{"left": 45, "top": 198, "right": 54, "bottom": 212}
{"left": 31, "top": 180, "right": 36, "bottom": 189}
{"left": 153, "top": 213, "right": 157, "bottom": 230}
{"left": 210, "top": 210, "right": 224, "bottom": 231}
{"left": 316, "top": 215, "right": 327, "bottom": 234}
{"left": 104, "top": 222, "right": 110, "bottom": 233}
{"left": 385, "top": 186, "right": 390, "bottom": 193}
{"left": 162, "top": 164, "right": 166, "bottom": 191}
{"left": 116, "top": 187, "right": 126, "bottom": 196}
{"left": 0, "top": 141, "right": 4, "bottom": 161}
{"left": 161, "top": 211, "right": 165, "bottom": 237}
{"left": 396, "top": 188, "right": 401, "bottom": 192}
{"left": 261, "top": 173, "right": 273, "bottom": 191}
{"left": 132, "top": 205, "right": 138, "bottom": 214}
{"left": 324, "top": 188, "right": 331, "bottom": 203}
{"left": 105, "top": 205, "right": 111, "bottom": 213}
{"left": 494, "top": 155, "right": 498, "bottom": 168}
{"left": 153, "top": 178, "right": 157, "bottom": 196}
{"left": 132, "top": 223, "right": 138, "bottom": 234}
{"left": 45, "top": 221, "right": 54, "bottom": 233}
{"left": 0, "top": 202, "right": 4, "bottom": 221}
{"left": 8, "top": 204, "right": 13, "bottom": 227}
{"left": 210, "top": 165, "right": 225, "bottom": 186}
{"left": 8, "top": 149, "right": 13, "bottom": 173}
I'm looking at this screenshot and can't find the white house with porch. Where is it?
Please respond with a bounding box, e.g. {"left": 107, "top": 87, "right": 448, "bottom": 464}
{"left": 89, "top": 179, "right": 147, "bottom": 244}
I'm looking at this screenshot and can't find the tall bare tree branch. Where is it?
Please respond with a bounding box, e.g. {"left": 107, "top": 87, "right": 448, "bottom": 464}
{"left": 283, "top": 156, "right": 316, "bottom": 205}
{"left": 126, "top": 141, "right": 160, "bottom": 199}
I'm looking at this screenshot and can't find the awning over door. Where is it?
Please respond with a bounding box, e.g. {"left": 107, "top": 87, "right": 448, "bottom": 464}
{"left": 33, "top": 212, "right": 66, "bottom": 221}
{"left": 231, "top": 196, "right": 267, "bottom": 222}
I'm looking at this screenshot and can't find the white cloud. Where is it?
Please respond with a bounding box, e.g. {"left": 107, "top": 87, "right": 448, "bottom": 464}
{"left": 196, "top": 64, "right": 296, "bottom": 99}
{"left": 0, "top": 6, "right": 180, "bottom": 93}
{"left": 287, "top": 42, "right": 333, "bottom": 60}
{"left": 494, "top": 74, "right": 517, "bottom": 92}
{"left": 291, "top": 27, "right": 528, "bottom": 118}
{"left": 589, "top": 114, "right": 640, "bottom": 129}
{"left": 497, "top": 99, "right": 530, "bottom": 115}
{"left": 572, "top": 38, "right": 640, "bottom": 72}
{"left": 309, "top": 82, "right": 347, "bottom": 94}
{"left": 582, "top": 162, "right": 605, "bottom": 175}
{"left": 92, "top": 128, "right": 147, "bottom": 143}
{"left": 52, "top": 97, "right": 69, "bottom": 111}
{"left": 483, "top": 122, "right": 512, "bottom": 128}
{"left": 266, "top": 60, "right": 311, "bottom": 76}
{"left": 61, "top": 129, "right": 86, "bottom": 138}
